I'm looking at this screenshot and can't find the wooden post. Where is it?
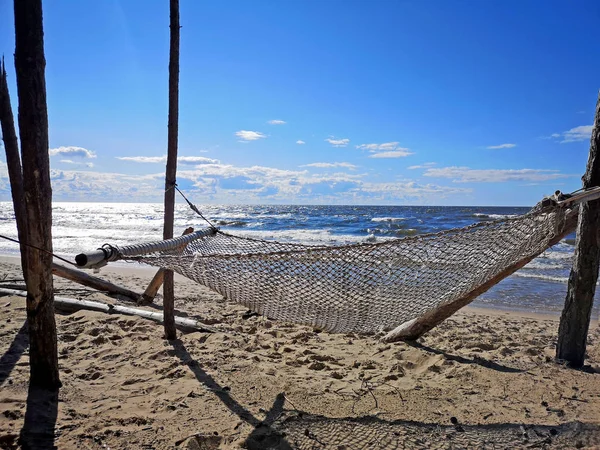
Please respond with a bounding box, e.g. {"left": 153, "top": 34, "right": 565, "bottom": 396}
{"left": 13, "top": 0, "right": 60, "bottom": 388}
{"left": 556, "top": 93, "right": 600, "bottom": 368}
{"left": 163, "top": 0, "right": 180, "bottom": 340}
{"left": 0, "top": 59, "right": 28, "bottom": 279}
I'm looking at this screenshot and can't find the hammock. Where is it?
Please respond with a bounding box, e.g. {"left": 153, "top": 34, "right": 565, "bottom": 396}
{"left": 75, "top": 190, "right": 595, "bottom": 340}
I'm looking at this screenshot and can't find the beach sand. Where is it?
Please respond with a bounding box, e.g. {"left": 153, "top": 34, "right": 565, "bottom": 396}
{"left": 1, "top": 255, "right": 599, "bottom": 449}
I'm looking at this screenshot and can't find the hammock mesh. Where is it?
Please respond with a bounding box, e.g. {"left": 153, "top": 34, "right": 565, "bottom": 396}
{"left": 125, "top": 204, "right": 571, "bottom": 335}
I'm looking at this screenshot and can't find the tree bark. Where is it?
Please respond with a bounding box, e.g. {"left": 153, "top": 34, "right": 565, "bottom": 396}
{"left": 0, "top": 59, "right": 28, "bottom": 279}
{"left": 13, "top": 0, "right": 60, "bottom": 388}
{"left": 556, "top": 93, "right": 600, "bottom": 368}
{"left": 163, "top": 0, "right": 180, "bottom": 340}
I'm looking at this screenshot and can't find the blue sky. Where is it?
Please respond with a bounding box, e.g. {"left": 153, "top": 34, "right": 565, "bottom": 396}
{"left": 0, "top": 0, "right": 598, "bottom": 205}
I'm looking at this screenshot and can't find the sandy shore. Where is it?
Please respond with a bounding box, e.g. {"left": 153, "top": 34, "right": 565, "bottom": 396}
{"left": 1, "top": 255, "right": 599, "bottom": 449}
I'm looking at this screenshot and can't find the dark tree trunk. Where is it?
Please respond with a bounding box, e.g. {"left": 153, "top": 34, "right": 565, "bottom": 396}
{"left": 13, "top": 0, "right": 60, "bottom": 388}
{"left": 163, "top": 0, "right": 180, "bottom": 340}
{"left": 0, "top": 59, "right": 28, "bottom": 279}
{"left": 556, "top": 93, "right": 600, "bottom": 368}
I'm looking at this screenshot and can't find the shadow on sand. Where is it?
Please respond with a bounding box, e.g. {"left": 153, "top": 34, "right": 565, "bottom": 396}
{"left": 169, "top": 338, "right": 600, "bottom": 449}
{"left": 269, "top": 412, "right": 600, "bottom": 449}
{"left": 169, "top": 338, "right": 293, "bottom": 449}
{"left": 407, "top": 340, "right": 525, "bottom": 374}
{"left": 18, "top": 385, "right": 59, "bottom": 450}
{"left": 0, "top": 321, "right": 28, "bottom": 385}
{"left": 0, "top": 320, "right": 59, "bottom": 449}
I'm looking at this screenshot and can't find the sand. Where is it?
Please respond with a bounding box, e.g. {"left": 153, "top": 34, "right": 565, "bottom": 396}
{"left": 1, "top": 255, "right": 599, "bottom": 449}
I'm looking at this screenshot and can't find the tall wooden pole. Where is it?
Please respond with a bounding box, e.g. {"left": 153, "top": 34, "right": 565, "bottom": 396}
{"left": 163, "top": 0, "right": 180, "bottom": 340}
{"left": 556, "top": 93, "right": 600, "bottom": 368}
{"left": 0, "top": 59, "right": 28, "bottom": 279}
{"left": 13, "top": 0, "right": 60, "bottom": 387}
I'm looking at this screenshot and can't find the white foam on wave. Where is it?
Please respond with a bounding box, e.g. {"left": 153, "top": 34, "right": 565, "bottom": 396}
{"left": 541, "top": 249, "right": 574, "bottom": 261}
{"left": 525, "top": 261, "right": 566, "bottom": 270}
{"left": 371, "top": 217, "right": 411, "bottom": 222}
{"left": 473, "top": 213, "right": 518, "bottom": 219}
{"left": 233, "top": 228, "right": 376, "bottom": 246}
{"left": 514, "top": 272, "right": 569, "bottom": 283}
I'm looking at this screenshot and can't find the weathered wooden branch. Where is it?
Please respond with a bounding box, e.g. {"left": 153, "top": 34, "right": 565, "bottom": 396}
{"left": 556, "top": 92, "right": 600, "bottom": 368}
{"left": 0, "top": 288, "right": 218, "bottom": 334}
{"left": 51, "top": 263, "right": 142, "bottom": 302}
{"left": 0, "top": 58, "right": 28, "bottom": 279}
{"left": 383, "top": 209, "right": 579, "bottom": 342}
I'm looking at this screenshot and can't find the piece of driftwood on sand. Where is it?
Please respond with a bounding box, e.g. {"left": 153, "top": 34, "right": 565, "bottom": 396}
{"left": 52, "top": 262, "right": 142, "bottom": 302}
{"left": 0, "top": 288, "right": 218, "bottom": 334}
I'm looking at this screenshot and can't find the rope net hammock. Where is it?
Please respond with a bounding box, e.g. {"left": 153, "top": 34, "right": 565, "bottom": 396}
{"left": 76, "top": 190, "right": 592, "bottom": 339}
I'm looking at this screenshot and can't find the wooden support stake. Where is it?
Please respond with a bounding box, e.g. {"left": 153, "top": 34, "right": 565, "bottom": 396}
{"left": 163, "top": 0, "right": 181, "bottom": 340}
{"left": 0, "top": 288, "right": 218, "bottom": 334}
{"left": 51, "top": 263, "right": 142, "bottom": 302}
{"left": 383, "top": 209, "right": 579, "bottom": 342}
{"left": 140, "top": 227, "right": 193, "bottom": 304}
{"left": 0, "top": 59, "right": 28, "bottom": 279}
{"left": 13, "top": 0, "right": 60, "bottom": 388}
{"left": 556, "top": 93, "right": 600, "bottom": 368}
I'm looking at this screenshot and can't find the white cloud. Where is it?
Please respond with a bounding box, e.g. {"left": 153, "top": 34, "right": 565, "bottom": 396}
{"left": 325, "top": 137, "right": 350, "bottom": 147}
{"left": 356, "top": 142, "right": 400, "bottom": 151}
{"left": 49, "top": 146, "right": 96, "bottom": 159}
{"left": 59, "top": 159, "right": 94, "bottom": 168}
{"left": 301, "top": 162, "right": 357, "bottom": 170}
{"left": 0, "top": 158, "right": 468, "bottom": 204}
{"left": 356, "top": 142, "right": 413, "bottom": 158}
{"left": 561, "top": 125, "right": 593, "bottom": 143}
{"left": 408, "top": 162, "right": 436, "bottom": 170}
{"left": 267, "top": 120, "right": 286, "bottom": 125}
{"left": 486, "top": 143, "right": 516, "bottom": 149}
{"left": 369, "top": 150, "right": 413, "bottom": 159}
{"left": 235, "top": 130, "right": 267, "bottom": 141}
{"left": 546, "top": 125, "right": 593, "bottom": 143}
{"left": 116, "top": 155, "right": 219, "bottom": 165}
{"left": 423, "top": 166, "right": 575, "bottom": 183}
{"left": 296, "top": 140, "right": 306, "bottom": 145}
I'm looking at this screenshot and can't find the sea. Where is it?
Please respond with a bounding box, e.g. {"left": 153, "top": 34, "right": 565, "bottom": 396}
{"left": 0, "top": 201, "right": 597, "bottom": 318}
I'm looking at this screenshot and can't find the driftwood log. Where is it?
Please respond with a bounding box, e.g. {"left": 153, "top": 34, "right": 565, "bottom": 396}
{"left": 0, "top": 288, "right": 217, "bottom": 334}
{"left": 51, "top": 262, "right": 142, "bottom": 302}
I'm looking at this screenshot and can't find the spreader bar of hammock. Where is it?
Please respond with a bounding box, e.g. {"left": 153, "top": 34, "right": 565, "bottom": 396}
{"left": 75, "top": 226, "right": 218, "bottom": 269}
